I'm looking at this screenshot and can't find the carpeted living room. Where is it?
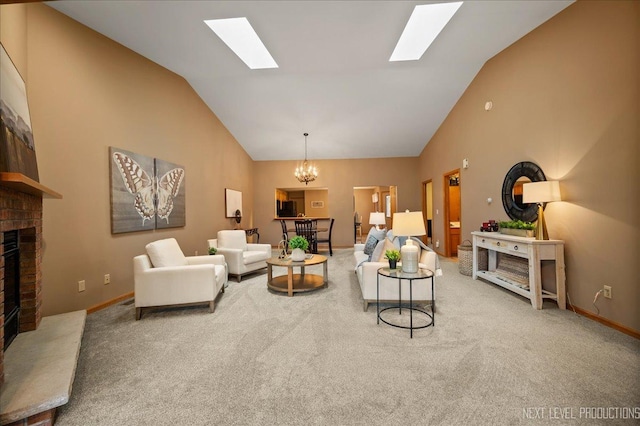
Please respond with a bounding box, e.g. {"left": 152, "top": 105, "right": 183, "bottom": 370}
{"left": 0, "top": 1, "right": 638, "bottom": 425}
{"left": 54, "top": 252, "right": 640, "bottom": 425}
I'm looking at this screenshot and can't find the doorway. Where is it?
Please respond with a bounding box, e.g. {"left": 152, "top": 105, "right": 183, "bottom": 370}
{"left": 421, "top": 180, "right": 433, "bottom": 247}
{"left": 353, "top": 185, "right": 396, "bottom": 242}
{"left": 443, "top": 170, "right": 461, "bottom": 257}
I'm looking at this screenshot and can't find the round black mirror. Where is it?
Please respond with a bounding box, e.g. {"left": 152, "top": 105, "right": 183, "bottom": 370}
{"left": 501, "top": 162, "right": 546, "bottom": 222}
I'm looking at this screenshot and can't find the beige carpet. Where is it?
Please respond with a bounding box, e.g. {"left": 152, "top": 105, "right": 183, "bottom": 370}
{"left": 56, "top": 249, "right": 640, "bottom": 425}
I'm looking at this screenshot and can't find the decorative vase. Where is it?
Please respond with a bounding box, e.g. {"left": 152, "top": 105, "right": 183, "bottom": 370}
{"left": 388, "top": 259, "right": 397, "bottom": 270}
{"left": 290, "top": 248, "right": 306, "bottom": 261}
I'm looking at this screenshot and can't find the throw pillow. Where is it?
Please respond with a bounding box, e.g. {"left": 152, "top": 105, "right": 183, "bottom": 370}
{"left": 377, "top": 238, "right": 398, "bottom": 262}
{"left": 386, "top": 230, "right": 402, "bottom": 250}
{"left": 145, "top": 238, "right": 188, "bottom": 268}
{"left": 366, "top": 226, "right": 386, "bottom": 242}
{"left": 363, "top": 234, "right": 379, "bottom": 256}
{"left": 370, "top": 239, "right": 387, "bottom": 263}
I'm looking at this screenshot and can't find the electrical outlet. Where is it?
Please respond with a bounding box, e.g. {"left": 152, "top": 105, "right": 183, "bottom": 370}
{"left": 78, "top": 280, "right": 85, "bottom": 292}
{"left": 603, "top": 285, "right": 612, "bottom": 299}
{"left": 435, "top": 240, "right": 440, "bottom": 248}
{"left": 195, "top": 250, "right": 198, "bottom": 256}
{"left": 104, "top": 274, "right": 110, "bottom": 285}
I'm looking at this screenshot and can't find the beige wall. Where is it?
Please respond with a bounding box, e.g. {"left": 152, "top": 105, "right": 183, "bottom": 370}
{"left": 1, "top": 3, "right": 254, "bottom": 316}
{"left": 253, "top": 158, "right": 421, "bottom": 247}
{"left": 419, "top": 1, "right": 639, "bottom": 331}
{"left": 304, "top": 189, "right": 329, "bottom": 218}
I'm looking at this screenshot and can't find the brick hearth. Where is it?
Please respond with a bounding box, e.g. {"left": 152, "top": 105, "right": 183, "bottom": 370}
{"left": 0, "top": 185, "right": 43, "bottom": 386}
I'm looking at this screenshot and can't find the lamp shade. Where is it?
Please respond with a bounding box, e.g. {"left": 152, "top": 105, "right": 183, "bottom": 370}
{"left": 392, "top": 211, "right": 426, "bottom": 237}
{"left": 369, "top": 212, "right": 386, "bottom": 226}
{"left": 522, "top": 181, "right": 561, "bottom": 203}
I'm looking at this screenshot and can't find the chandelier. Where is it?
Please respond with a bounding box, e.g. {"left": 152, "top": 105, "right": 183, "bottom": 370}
{"left": 294, "top": 132, "right": 318, "bottom": 185}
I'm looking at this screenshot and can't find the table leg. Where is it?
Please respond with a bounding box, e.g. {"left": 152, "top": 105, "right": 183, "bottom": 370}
{"left": 530, "top": 249, "right": 543, "bottom": 309}
{"left": 323, "top": 261, "right": 328, "bottom": 287}
{"left": 377, "top": 272, "right": 380, "bottom": 324}
{"left": 267, "top": 264, "right": 272, "bottom": 283}
{"left": 555, "top": 246, "right": 566, "bottom": 310}
{"left": 287, "top": 267, "right": 293, "bottom": 297}
{"left": 432, "top": 276, "right": 435, "bottom": 326}
{"left": 410, "top": 278, "right": 413, "bottom": 338}
{"left": 398, "top": 278, "right": 402, "bottom": 315}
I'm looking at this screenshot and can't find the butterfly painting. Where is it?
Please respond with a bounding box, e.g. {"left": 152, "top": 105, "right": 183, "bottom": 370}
{"left": 109, "top": 147, "right": 185, "bottom": 233}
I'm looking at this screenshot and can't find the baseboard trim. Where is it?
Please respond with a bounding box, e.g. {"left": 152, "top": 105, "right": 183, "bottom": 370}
{"left": 87, "top": 292, "right": 134, "bottom": 315}
{"left": 568, "top": 304, "right": 639, "bottom": 339}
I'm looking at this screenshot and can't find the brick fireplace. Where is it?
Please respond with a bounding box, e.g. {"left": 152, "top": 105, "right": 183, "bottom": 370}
{"left": 0, "top": 185, "right": 43, "bottom": 386}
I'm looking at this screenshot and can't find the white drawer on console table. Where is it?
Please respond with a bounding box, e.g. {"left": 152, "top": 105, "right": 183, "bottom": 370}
{"left": 471, "top": 231, "right": 566, "bottom": 310}
{"left": 474, "top": 235, "right": 530, "bottom": 258}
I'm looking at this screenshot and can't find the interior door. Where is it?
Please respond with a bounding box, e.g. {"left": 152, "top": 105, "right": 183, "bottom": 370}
{"left": 422, "top": 180, "right": 433, "bottom": 247}
{"left": 444, "top": 170, "right": 461, "bottom": 257}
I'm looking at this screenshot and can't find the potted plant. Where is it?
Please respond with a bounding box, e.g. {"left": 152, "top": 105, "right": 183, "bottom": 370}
{"left": 208, "top": 246, "right": 217, "bottom": 255}
{"left": 498, "top": 220, "right": 536, "bottom": 237}
{"left": 385, "top": 249, "right": 401, "bottom": 270}
{"left": 288, "top": 236, "right": 309, "bottom": 261}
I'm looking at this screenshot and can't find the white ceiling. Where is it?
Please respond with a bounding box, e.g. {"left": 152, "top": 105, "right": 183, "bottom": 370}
{"left": 47, "top": 1, "right": 573, "bottom": 161}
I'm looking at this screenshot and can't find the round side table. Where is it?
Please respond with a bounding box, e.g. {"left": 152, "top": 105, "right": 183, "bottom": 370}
{"left": 376, "top": 267, "right": 434, "bottom": 338}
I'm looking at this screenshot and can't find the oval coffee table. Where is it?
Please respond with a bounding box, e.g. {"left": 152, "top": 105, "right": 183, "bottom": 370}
{"left": 266, "top": 255, "right": 328, "bottom": 297}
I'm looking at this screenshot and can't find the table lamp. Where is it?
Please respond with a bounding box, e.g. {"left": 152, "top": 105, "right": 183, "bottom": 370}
{"left": 522, "top": 180, "right": 561, "bottom": 240}
{"left": 369, "top": 212, "right": 386, "bottom": 231}
{"left": 392, "top": 210, "right": 426, "bottom": 273}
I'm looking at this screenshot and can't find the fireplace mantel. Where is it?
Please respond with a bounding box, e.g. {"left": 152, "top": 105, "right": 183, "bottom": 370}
{"left": 0, "top": 172, "right": 62, "bottom": 199}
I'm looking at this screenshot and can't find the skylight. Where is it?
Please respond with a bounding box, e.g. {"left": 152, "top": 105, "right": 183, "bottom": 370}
{"left": 389, "top": 2, "right": 463, "bottom": 62}
{"left": 204, "top": 17, "right": 278, "bottom": 69}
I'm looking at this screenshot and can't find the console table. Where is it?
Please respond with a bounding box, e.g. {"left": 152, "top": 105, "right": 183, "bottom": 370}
{"left": 244, "top": 228, "right": 259, "bottom": 243}
{"left": 471, "top": 232, "right": 565, "bottom": 310}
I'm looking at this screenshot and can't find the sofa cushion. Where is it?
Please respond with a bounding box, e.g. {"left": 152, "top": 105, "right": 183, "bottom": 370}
{"left": 376, "top": 238, "right": 398, "bottom": 262}
{"left": 370, "top": 239, "right": 386, "bottom": 263}
{"left": 243, "top": 250, "right": 269, "bottom": 265}
{"left": 385, "top": 230, "right": 401, "bottom": 249}
{"left": 218, "top": 230, "right": 248, "bottom": 251}
{"left": 366, "top": 226, "right": 386, "bottom": 242}
{"left": 145, "top": 238, "right": 187, "bottom": 268}
{"left": 363, "top": 234, "right": 379, "bottom": 257}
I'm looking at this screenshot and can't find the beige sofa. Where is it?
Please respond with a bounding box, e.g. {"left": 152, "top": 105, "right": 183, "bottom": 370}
{"left": 354, "top": 230, "right": 441, "bottom": 311}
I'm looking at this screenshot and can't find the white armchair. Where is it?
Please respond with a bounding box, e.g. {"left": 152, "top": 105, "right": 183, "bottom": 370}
{"left": 208, "top": 230, "right": 272, "bottom": 282}
{"left": 134, "top": 238, "right": 227, "bottom": 320}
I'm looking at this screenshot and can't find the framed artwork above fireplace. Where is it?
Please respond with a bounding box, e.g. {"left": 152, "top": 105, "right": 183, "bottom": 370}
{"left": 0, "top": 43, "right": 39, "bottom": 181}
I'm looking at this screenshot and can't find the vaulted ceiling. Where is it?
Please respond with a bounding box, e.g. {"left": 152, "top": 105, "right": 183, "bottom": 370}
{"left": 47, "top": 1, "right": 574, "bottom": 160}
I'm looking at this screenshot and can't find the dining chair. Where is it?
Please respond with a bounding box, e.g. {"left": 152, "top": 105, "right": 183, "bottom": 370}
{"left": 280, "top": 220, "right": 289, "bottom": 244}
{"left": 294, "top": 220, "right": 318, "bottom": 253}
{"left": 316, "top": 218, "right": 335, "bottom": 256}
